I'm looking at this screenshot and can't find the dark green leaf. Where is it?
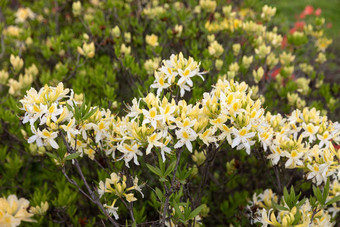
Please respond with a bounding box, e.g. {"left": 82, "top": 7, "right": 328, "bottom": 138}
{"left": 65, "top": 152, "right": 81, "bottom": 160}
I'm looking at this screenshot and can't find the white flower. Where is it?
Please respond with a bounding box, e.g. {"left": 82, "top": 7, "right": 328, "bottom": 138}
{"left": 159, "top": 102, "right": 176, "bottom": 124}
{"left": 317, "top": 131, "right": 331, "bottom": 148}
{"left": 28, "top": 127, "right": 44, "bottom": 147}
{"left": 41, "top": 129, "right": 59, "bottom": 149}
{"left": 126, "top": 98, "right": 141, "bottom": 121}
{"left": 301, "top": 123, "right": 319, "bottom": 143}
{"left": 160, "top": 137, "right": 172, "bottom": 162}
{"left": 40, "top": 103, "right": 63, "bottom": 125}
{"left": 132, "top": 176, "right": 144, "bottom": 198}
{"left": 267, "top": 146, "right": 283, "bottom": 165}
{"left": 117, "top": 143, "right": 143, "bottom": 167}
{"left": 160, "top": 65, "right": 178, "bottom": 84}
{"left": 174, "top": 128, "right": 197, "bottom": 152}
{"left": 284, "top": 150, "right": 304, "bottom": 168}
{"left": 142, "top": 107, "right": 163, "bottom": 129}
{"left": 198, "top": 127, "right": 217, "bottom": 146}
{"left": 146, "top": 132, "right": 163, "bottom": 155}
{"left": 231, "top": 126, "right": 256, "bottom": 154}
{"left": 150, "top": 71, "right": 170, "bottom": 96}
{"left": 60, "top": 119, "right": 79, "bottom": 141}
{"left": 307, "top": 163, "right": 328, "bottom": 185}
{"left": 104, "top": 200, "right": 119, "bottom": 220}
{"left": 91, "top": 121, "right": 109, "bottom": 143}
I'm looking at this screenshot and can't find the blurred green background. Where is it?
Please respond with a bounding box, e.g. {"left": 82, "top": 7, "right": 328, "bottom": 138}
{"left": 264, "top": 0, "right": 340, "bottom": 38}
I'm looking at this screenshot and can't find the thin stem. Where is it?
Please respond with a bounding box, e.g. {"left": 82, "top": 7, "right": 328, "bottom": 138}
{"left": 61, "top": 167, "right": 94, "bottom": 203}
{"left": 161, "top": 148, "right": 183, "bottom": 227}
{"left": 120, "top": 197, "right": 135, "bottom": 223}
{"left": 59, "top": 131, "right": 120, "bottom": 227}
{"left": 74, "top": 160, "right": 120, "bottom": 227}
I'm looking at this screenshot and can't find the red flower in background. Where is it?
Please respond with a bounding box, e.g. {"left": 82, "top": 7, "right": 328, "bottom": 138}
{"left": 270, "top": 67, "right": 281, "bottom": 79}
{"left": 315, "top": 8, "right": 322, "bottom": 16}
{"left": 294, "top": 21, "right": 305, "bottom": 30}
{"left": 303, "top": 5, "right": 314, "bottom": 15}
{"left": 281, "top": 36, "right": 287, "bottom": 49}
{"left": 299, "top": 5, "right": 314, "bottom": 19}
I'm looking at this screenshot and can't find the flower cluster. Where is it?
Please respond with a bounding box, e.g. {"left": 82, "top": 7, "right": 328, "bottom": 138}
{"left": 248, "top": 189, "right": 334, "bottom": 226}
{"left": 20, "top": 54, "right": 340, "bottom": 185}
{"left": 0, "top": 195, "right": 35, "bottom": 226}
{"left": 20, "top": 54, "right": 340, "bottom": 224}
{"left": 265, "top": 108, "right": 340, "bottom": 185}
{"left": 98, "top": 173, "right": 143, "bottom": 220}
{"left": 150, "top": 52, "right": 205, "bottom": 97}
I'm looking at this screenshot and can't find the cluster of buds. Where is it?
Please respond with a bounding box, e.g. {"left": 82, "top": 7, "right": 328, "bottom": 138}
{"left": 98, "top": 173, "right": 144, "bottom": 219}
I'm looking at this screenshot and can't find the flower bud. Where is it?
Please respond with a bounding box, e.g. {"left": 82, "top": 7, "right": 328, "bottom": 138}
{"left": 192, "top": 150, "right": 206, "bottom": 166}
{"left": 0, "top": 70, "right": 9, "bottom": 84}
{"left": 10, "top": 55, "right": 24, "bottom": 72}
{"left": 145, "top": 34, "right": 159, "bottom": 47}
{"left": 232, "top": 43, "right": 241, "bottom": 56}
{"left": 261, "top": 5, "right": 276, "bottom": 20}
{"left": 120, "top": 44, "right": 131, "bottom": 55}
{"left": 255, "top": 44, "right": 271, "bottom": 59}
{"left": 72, "top": 1, "right": 82, "bottom": 16}
{"left": 242, "top": 55, "right": 253, "bottom": 69}
{"left": 77, "top": 42, "right": 95, "bottom": 58}
{"left": 215, "top": 59, "right": 223, "bottom": 71}
{"left": 124, "top": 32, "right": 131, "bottom": 43}
{"left": 253, "top": 67, "right": 264, "bottom": 83}
{"left": 111, "top": 26, "right": 121, "bottom": 38}
{"left": 208, "top": 40, "right": 224, "bottom": 58}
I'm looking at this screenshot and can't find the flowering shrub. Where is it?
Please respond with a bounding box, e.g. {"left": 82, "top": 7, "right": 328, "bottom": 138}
{"left": 0, "top": 0, "right": 339, "bottom": 226}
{"left": 19, "top": 53, "right": 340, "bottom": 226}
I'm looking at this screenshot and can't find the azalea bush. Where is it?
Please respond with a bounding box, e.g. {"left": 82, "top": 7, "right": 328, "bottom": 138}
{"left": 0, "top": 0, "right": 340, "bottom": 226}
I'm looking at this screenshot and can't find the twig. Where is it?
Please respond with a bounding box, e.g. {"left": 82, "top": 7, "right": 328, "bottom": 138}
{"left": 59, "top": 131, "right": 120, "bottom": 226}
{"left": 61, "top": 166, "right": 94, "bottom": 203}
{"left": 161, "top": 148, "right": 183, "bottom": 227}
{"left": 119, "top": 197, "right": 135, "bottom": 223}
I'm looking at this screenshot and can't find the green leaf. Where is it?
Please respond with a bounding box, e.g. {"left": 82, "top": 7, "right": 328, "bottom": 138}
{"left": 292, "top": 209, "right": 302, "bottom": 225}
{"left": 325, "top": 195, "right": 340, "bottom": 206}
{"left": 82, "top": 107, "right": 98, "bottom": 121}
{"left": 187, "top": 205, "right": 204, "bottom": 220}
{"left": 45, "top": 152, "right": 58, "bottom": 160}
{"left": 173, "top": 202, "right": 184, "bottom": 220}
{"left": 65, "top": 152, "right": 81, "bottom": 161}
{"left": 155, "top": 187, "right": 164, "bottom": 202}
{"left": 313, "top": 186, "right": 323, "bottom": 205}
{"left": 296, "top": 198, "right": 307, "bottom": 207}
{"left": 164, "top": 160, "right": 176, "bottom": 177}
{"left": 146, "top": 164, "right": 162, "bottom": 176}
{"left": 272, "top": 200, "right": 289, "bottom": 211}
{"left": 283, "top": 187, "right": 293, "bottom": 209}
{"left": 323, "top": 178, "right": 330, "bottom": 204}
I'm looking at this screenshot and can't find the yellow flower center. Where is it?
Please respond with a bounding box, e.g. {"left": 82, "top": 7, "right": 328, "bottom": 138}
{"left": 307, "top": 125, "right": 314, "bottom": 134}
{"left": 183, "top": 120, "right": 190, "bottom": 127}
{"left": 183, "top": 69, "right": 190, "bottom": 77}
{"left": 291, "top": 151, "right": 297, "bottom": 158}
{"left": 33, "top": 105, "right": 40, "bottom": 112}
{"left": 159, "top": 77, "right": 164, "bottom": 86}
{"left": 49, "top": 105, "right": 55, "bottom": 114}
{"left": 239, "top": 128, "right": 247, "bottom": 136}
{"left": 99, "top": 122, "right": 105, "bottom": 130}
{"left": 149, "top": 134, "right": 157, "bottom": 142}
{"left": 124, "top": 144, "right": 134, "bottom": 152}
{"left": 150, "top": 110, "right": 156, "bottom": 118}
{"left": 182, "top": 131, "right": 189, "bottom": 139}
{"left": 42, "top": 131, "right": 51, "bottom": 137}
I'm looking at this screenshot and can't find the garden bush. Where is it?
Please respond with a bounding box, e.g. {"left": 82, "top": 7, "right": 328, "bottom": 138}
{"left": 0, "top": 0, "right": 339, "bottom": 226}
